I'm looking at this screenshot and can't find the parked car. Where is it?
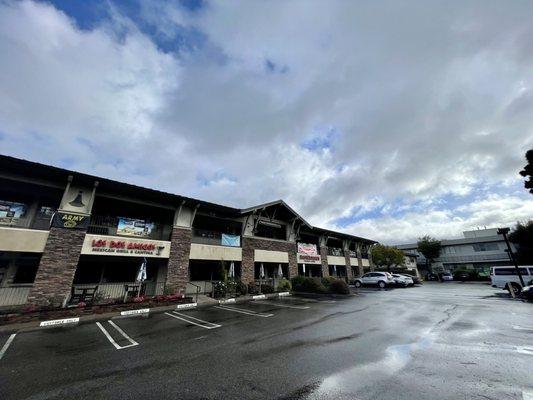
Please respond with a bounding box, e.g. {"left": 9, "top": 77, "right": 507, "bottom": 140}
{"left": 440, "top": 272, "right": 453, "bottom": 282}
{"left": 490, "top": 266, "right": 533, "bottom": 296}
{"left": 402, "top": 273, "right": 422, "bottom": 285}
{"left": 353, "top": 272, "right": 394, "bottom": 289}
{"left": 392, "top": 274, "right": 414, "bottom": 287}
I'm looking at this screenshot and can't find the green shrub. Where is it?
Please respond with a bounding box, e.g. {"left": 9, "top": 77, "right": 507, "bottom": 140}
{"left": 260, "top": 284, "right": 274, "bottom": 294}
{"left": 300, "top": 277, "right": 327, "bottom": 293}
{"left": 277, "top": 278, "right": 292, "bottom": 292}
{"left": 235, "top": 280, "right": 247, "bottom": 296}
{"left": 291, "top": 276, "right": 306, "bottom": 291}
{"left": 247, "top": 282, "right": 260, "bottom": 295}
{"left": 213, "top": 281, "right": 227, "bottom": 299}
{"left": 329, "top": 279, "right": 350, "bottom": 295}
{"left": 321, "top": 276, "right": 336, "bottom": 288}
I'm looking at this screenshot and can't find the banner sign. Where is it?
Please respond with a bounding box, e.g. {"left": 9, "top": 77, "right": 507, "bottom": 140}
{"left": 221, "top": 234, "right": 241, "bottom": 247}
{"left": 0, "top": 200, "right": 27, "bottom": 226}
{"left": 52, "top": 212, "right": 89, "bottom": 229}
{"left": 117, "top": 217, "right": 154, "bottom": 238}
{"left": 297, "top": 243, "right": 318, "bottom": 256}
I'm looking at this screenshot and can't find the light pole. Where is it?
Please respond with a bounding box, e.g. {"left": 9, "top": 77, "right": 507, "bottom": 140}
{"left": 497, "top": 227, "right": 525, "bottom": 287}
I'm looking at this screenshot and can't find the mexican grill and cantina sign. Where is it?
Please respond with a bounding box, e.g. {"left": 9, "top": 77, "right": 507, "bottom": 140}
{"left": 81, "top": 234, "right": 171, "bottom": 258}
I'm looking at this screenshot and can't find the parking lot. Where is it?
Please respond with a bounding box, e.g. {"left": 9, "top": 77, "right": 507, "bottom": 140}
{"left": 0, "top": 282, "right": 532, "bottom": 400}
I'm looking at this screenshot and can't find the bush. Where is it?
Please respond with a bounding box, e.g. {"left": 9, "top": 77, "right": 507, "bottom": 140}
{"left": 247, "top": 282, "right": 260, "bottom": 295}
{"left": 291, "top": 276, "right": 306, "bottom": 291}
{"left": 298, "top": 277, "right": 327, "bottom": 293}
{"left": 260, "top": 284, "right": 274, "bottom": 294}
{"left": 277, "top": 278, "right": 292, "bottom": 292}
{"left": 329, "top": 279, "right": 350, "bottom": 295}
{"left": 321, "top": 276, "right": 336, "bottom": 288}
{"left": 235, "top": 280, "right": 247, "bottom": 296}
{"left": 213, "top": 281, "right": 227, "bottom": 299}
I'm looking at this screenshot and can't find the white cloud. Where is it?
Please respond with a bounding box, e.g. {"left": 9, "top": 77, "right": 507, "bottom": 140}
{"left": 1, "top": 0, "right": 533, "bottom": 243}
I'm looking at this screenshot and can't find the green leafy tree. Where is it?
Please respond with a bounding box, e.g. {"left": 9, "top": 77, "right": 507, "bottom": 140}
{"left": 519, "top": 149, "right": 533, "bottom": 194}
{"left": 371, "top": 244, "right": 405, "bottom": 272}
{"left": 417, "top": 236, "right": 442, "bottom": 272}
{"left": 509, "top": 220, "right": 533, "bottom": 265}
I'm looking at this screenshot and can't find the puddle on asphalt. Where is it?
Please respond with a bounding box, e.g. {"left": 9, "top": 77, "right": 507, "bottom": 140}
{"left": 306, "top": 332, "right": 435, "bottom": 399}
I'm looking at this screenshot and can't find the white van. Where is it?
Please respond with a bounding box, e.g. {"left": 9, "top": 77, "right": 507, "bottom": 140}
{"left": 490, "top": 266, "right": 533, "bottom": 295}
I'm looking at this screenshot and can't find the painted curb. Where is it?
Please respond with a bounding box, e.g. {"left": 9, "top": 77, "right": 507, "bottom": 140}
{"left": 39, "top": 317, "right": 80, "bottom": 327}
{"left": 176, "top": 302, "right": 197, "bottom": 309}
{"left": 120, "top": 308, "right": 150, "bottom": 316}
{"left": 278, "top": 292, "right": 291, "bottom": 297}
{"left": 219, "top": 298, "right": 236, "bottom": 304}
{"left": 252, "top": 295, "right": 267, "bottom": 300}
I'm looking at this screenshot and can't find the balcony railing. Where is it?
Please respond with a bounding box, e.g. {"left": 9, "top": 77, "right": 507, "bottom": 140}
{"left": 87, "top": 215, "right": 170, "bottom": 241}
{"left": 347, "top": 250, "right": 358, "bottom": 258}
{"left": 191, "top": 229, "right": 241, "bottom": 247}
{"left": 327, "top": 247, "right": 344, "bottom": 257}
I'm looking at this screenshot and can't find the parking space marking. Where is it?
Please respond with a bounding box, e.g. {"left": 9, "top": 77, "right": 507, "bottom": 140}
{"left": 214, "top": 305, "right": 273, "bottom": 318}
{"left": 165, "top": 311, "right": 221, "bottom": 329}
{"left": 251, "top": 301, "right": 310, "bottom": 310}
{"left": 513, "top": 325, "right": 533, "bottom": 332}
{"left": 516, "top": 347, "right": 533, "bottom": 356}
{"left": 0, "top": 334, "right": 16, "bottom": 360}
{"left": 96, "top": 321, "right": 139, "bottom": 350}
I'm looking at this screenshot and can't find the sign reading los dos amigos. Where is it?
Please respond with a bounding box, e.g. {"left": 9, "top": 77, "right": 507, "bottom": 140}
{"left": 52, "top": 212, "right": 89, "bottom": 230}
{"left": 81, "top": 234, "right": 170, "bottom": 258}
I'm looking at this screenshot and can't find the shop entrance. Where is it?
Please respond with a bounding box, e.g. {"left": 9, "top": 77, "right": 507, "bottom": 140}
{"left": 298, "top": 263, "right": 323, "bottom": 277}
{"left": 73, "top": 255, "right": 167, "bottom": 301}
{"left": 188, "top": 260, "right": 241, "bottom": 294}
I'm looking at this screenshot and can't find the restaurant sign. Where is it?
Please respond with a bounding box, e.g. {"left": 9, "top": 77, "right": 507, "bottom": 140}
{"left": 52, "top": 212, "right": 89, "bottom": 230}
{"left": 81, "top": 234, "right": 171, "bottom": 258}
{"left": 297, "top": 253, "right": 322, "bottom": 265}
{"left": 297, "top": 243, "right": 318, "bottom": 256}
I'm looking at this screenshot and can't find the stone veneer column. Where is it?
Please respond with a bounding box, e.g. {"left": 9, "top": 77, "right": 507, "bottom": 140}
{"left": 320, "top": 246, "right": 329, "bottom": 277}
{"left": 345, "top": 254, "right": 353, "bottom": 281}
{"left": 166, "top": 226, "right": 192, "bottom": 295}
{"left": 241, "top": 237, "right": 297, "bottom": 284}
{"left": 27, "top": 227, "right": 87, "bottom": 307}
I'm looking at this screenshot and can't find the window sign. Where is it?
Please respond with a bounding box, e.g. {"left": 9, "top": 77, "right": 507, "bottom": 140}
{"left": 0, "top": 200, "right": 27, "bottom": 226}
{"left": 221, "top": 234, "right": 240, "bottom": 247}
{"left": 117, "top": 217, "right": 154, "bottom": 238}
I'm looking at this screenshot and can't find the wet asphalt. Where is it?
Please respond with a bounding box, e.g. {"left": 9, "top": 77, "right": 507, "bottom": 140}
{"left": 0, "top": 282, "right": 532, "bottom": 400}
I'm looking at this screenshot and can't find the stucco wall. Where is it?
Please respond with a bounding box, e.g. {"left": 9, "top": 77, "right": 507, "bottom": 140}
{"left": 190, "top": 243, "right": 242, "bottom": 261}
{"left": 0, "top": 227, "right": 49, "bottom": 253}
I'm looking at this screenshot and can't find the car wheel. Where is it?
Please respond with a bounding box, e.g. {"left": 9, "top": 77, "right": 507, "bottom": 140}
{"left": 403, "top": 282, "right": 408, "bottom": 288}
{"left": 355, "top": 281, "right": 362, "bottom": 288}
{"left": 378, "top": 281, "right": 386, "bottom": 289}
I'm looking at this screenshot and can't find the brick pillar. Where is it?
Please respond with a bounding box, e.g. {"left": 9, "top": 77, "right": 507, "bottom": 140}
{"left": 320, "top": 246, "right": 329, "bottom": 277}
{"left": 241, "top": 237, "right": 255, "bottom": 284}
{"left": 27, "top": 227, "right": 86, "bottom": 307}
{"left": 288, "top": 247, "right": 297, "bottom": 279}
{"left": 167, "top": 227, "right": 191, "bottom": 295}
{"left": 357, "top": 255, "right": 365, "bottom": 275}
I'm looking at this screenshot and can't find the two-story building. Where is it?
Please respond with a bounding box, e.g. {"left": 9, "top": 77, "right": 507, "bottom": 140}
{"left": 0, "top": 155, "right": 376, "bottom": 308}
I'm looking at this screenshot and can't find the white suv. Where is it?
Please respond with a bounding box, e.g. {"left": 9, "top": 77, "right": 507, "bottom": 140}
{"left": 490, "top": 266, "right": 533, "bottom": 295}
{"left": 354, "top": 272, "right": 394, "bottom": 289}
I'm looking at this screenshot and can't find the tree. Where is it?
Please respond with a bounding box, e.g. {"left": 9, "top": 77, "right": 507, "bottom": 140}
{"left": 520, "top": 149, "right": 533, "bottom": 194}
{"left": 371, "top": 244, "right": 405, "bottom": 272}
{"left": 417, "top": 236, "right": 442, "bottom": 273}
{"left": 509, "top": 220, "right": 533, "bottom": 265}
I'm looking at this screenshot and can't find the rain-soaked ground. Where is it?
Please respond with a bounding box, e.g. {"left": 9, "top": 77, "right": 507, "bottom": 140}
{"left": 0, "top": 282, "right": 532, "bottom": 399}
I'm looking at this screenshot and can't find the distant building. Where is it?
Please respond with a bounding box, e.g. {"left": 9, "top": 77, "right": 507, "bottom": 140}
{"left": 396, "top": 228, "right": 515, "bottom": 277}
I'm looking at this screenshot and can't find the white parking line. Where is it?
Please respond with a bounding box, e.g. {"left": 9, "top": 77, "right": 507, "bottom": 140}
{"left": 96, "top": 321, "right": 139, "bottom": 350}
{"left": 513, "top": 325, "right": 533, "bottom": 332}
{"left": 165, "top": 311, "right": 221, "bottom": 329}
{"left": 516, "top": 346, "right": 533, "bottom": 356}
{"left": 214, "top": 305, "right": 273, "bottom": 318}
{"left": 251, "top": 301, "right": 310, "bottom": 310}
{"left": 0, "top": 334, "right": 16, "bottom": 360}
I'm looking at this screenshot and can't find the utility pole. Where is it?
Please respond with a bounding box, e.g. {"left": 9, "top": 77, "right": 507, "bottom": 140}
{"left": 497, "top": 227, "right": 525, "bottom": 287}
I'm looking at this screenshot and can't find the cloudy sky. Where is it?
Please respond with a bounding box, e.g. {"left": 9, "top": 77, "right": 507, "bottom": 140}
{"left": 1, "top": 0, "right": 532, "bottom": 244}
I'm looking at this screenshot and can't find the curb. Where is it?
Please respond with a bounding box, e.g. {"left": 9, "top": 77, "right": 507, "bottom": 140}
{"left": 0, "top": 292, "right": 294, "bottom": 333}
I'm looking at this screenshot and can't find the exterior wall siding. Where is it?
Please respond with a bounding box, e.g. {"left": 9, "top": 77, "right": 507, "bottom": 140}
{"left": 27, "top": 227, "right": 87, "bottom": 307}
{"left": 319, "top": 246, "right": 329, "bottom": 277}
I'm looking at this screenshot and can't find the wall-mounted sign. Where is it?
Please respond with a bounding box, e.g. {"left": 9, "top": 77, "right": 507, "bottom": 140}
{"left": 297, "top": 253, "right": 322, "bottom": 265}
{"left": 81, "top": 234, "right": 171, "bottom": 258}
{"left": 297, "top": 243, "right": 318, "bottom": 256}
{"left": 117, "top": 217, "right": 154, "bottom": 238}
{"left": 52, "top": 212, "right": 89, "bottom": 230}
{"left": 221, "top": 234, "right": 240, "bottom": 247}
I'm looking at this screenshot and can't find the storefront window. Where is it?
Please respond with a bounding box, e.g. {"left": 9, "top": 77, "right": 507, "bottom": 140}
{"left": 0, "top": 200, "right": 27, "bottom": 226}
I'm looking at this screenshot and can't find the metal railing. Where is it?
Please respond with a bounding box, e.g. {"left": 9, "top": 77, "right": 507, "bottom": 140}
{"left": 347, "top": 250, "right": 358, "bottom": 258}
{"left": 72, "top": 282, "right": 166, "bottom": 303}
{"left": 87, "top": 215, "right": 170, "bottom": 240}
{"left": 327, "top": 247, "right": 344, "bottom": 257}
{"left": 191, "top": 229, "right": 241, "bottom": 247}
{"left": 0, "top": 286, "right": 32, "bottom": 307}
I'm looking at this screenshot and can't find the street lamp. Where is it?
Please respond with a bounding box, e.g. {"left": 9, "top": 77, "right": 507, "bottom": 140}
{"left": 497, "top": 227, "right": 525, "bottom": 287}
